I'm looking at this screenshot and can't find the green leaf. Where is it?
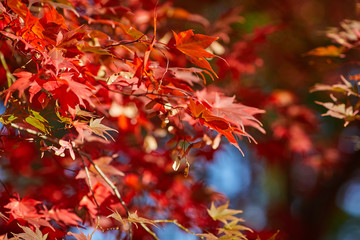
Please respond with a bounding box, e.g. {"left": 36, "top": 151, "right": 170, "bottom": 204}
{"left": 8, "top": 115, "right": 18, "bottom": 122}
{"left": 78, "top": 44, "right": 114, "bottom": 56}
{"left": 0, "top": 115, "right": 17, "bottom": 125}
{"left": 118, "top": 23, "right": 148, "bottom": 41}
{"left": 55, "top": 110, "right": 72, "bottom": 124}
{"left": 30, "top": 110, "right": 48, "bottom": 123}
{"left": 25, "top": 116, "right": 49, "bottom": 134}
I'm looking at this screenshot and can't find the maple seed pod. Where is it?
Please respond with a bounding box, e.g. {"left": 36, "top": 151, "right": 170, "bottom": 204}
{"left": 184, "top": 161, "right": 190, "bottom": 177}
{"left": 172, "top": 159, "right": 181, "bottom": 171}
{"left": 168, "top": 126, "right": 175, "bottom": 133}
{"left": 164, "top": 103, "right": 172, "bottom": 110}
{"left": 212, "top": 134, "right": 222, "bottom": 150}
{"left": 169, "top": 108, "right": 179, "bottom": 116}
{"left": 144, "top": 135, "right": 158, "bottom": 153}
{"left": 161, "top": 118, "right": 170, "bottom": 128}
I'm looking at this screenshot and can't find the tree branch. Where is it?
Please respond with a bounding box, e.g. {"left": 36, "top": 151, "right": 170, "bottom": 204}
{"left": 154, "top": 219, "right": 204, "bottom": 239}
{"left": 7, "top": 122, "right": 133, "bottom": 239}
{"left": 78, "top": 151, "right": 133, "bottom": 240}
{"left": 79, "top": 154, "right": 101, "bottom": 226}
{"left": 9, "top": 123, "right": 59, "bottom": 144}
{"left": 0, "top": 52, "right": 16, "bottom": 87}
{"left": 140, "top": 223, "right": 159, "bottom": 240}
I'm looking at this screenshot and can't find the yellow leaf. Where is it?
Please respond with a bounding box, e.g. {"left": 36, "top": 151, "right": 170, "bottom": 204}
{"left": 207, "top": 202, "right": 243, "bottom": 224}
{"left": 25, "top": 116, "right": 49, "bottom": 134}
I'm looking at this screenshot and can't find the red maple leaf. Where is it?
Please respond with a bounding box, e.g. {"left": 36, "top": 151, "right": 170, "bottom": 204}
{"left": 47, "top": 208, "right": 81, "bottom": 227}
{"left": 188, "top": 89, "right": 265, "bottom": 155}
{"left": 4, "top": 195, "right": 53, "bottom": 230}
{"left": 40, "top": 4, "right": 68, "bottom": 31}
{"left": 52, "top": 72, "right": 94, "bottom": 117}
{"left": 188, "top": 99, "right": 247, "bottom": 154}
{"left": 196, "top": 89, "right": 265, "bottom": 134}
{"left": 7, "top": 0, "right": 27, "bottom": 19}
{"left": 4, "top": 71, "right": 34, "bottom": 105}
{"left": 173, "top": 29, "right": 218, "bottom": 77}
{"left": 76, "top": 156, "right": 124, "bottom": 193}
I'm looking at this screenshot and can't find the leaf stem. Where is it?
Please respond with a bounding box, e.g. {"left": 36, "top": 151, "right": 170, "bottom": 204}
{"left": 0, "top": 52, "right": 16, "bottom": 87}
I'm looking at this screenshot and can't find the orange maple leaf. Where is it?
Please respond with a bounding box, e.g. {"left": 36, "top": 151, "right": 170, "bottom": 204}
{"left": 42, "top": 4, "right": 68, "bottom": 30}
{"left": 188, "top": 99, "right": 247, "bottom": 155}
{"left": 306, "top": 45, "right": 345, "bottom": 57}
{"left": 7, "top": 0, "right": 28, "bottom": 19}
{"left": 173, "top": 30, "right": 218, "bottom": 77}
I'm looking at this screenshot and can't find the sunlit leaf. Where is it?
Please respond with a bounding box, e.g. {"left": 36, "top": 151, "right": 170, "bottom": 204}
{"left": 12, "top": 224, "right": 48, "bottom": 240}
{"left": 306, "top": 45, "right": 345, "bottom": 57}
{"left": 67, "top": 229, "right": 92, "bottom": 240}
{"left": 108, "top": 210, "right": 159, "bottom": 229}
{"left": 173, "top": 30, "right": 218, "bottom": 77}
{"left": 207, "top": 202, "right": 243, "bottom": 224}
{"left": 7, "top": 0, "right": 28, "bottom": 19}
{"left": 25, "top": 116, "right": 49, "bottom": 134}
{"left": 89, "top": 117, "right": 118, "bottom": 141}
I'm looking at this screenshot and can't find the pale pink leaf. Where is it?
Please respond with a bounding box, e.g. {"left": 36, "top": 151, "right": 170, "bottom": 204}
{"left": 89, "top": 117, "right": 118, "bottom": 141}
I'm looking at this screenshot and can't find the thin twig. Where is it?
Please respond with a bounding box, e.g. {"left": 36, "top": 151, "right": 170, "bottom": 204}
{"left": 79, "top": 154, "right": 101, "bottom": 227}
{"left": 154, "top": 219, "right": 204, "bottom": 239}
{"left": 0, "top": 211, "right": 9, "bottom": 222}
{"left": 105, "top": 40, "right": 140, "bottom": 48}
{"left": 8, "top": 123, "right": 128, "bottom": 214}
{"left": 79, "top": 151, "right": 133, "bottom": 240}
{"left": 0, "top": 52, "right": 16, "bottom": 87}
{"left": 50, "top": 155, "right": 77, "bottom": 173}
{"left": 9, "top": 123, "right": 58, "bottom": 144}
{"left": 80, "top": 152, "right": 129, "bottom": 214}
{"left": 95, "top": 72, "right": 191, "bottom": 99}
{"left": 140, "top": 223, "right": 159, "bottom": 240}
{"left": 7, "top": 122, "right": 133, "bottom": 239}
{"left": 0, "top": 180, "right": 11, "bottom": 197}
{"left": 105, "top": 85, "right": 191, "bottom": 103}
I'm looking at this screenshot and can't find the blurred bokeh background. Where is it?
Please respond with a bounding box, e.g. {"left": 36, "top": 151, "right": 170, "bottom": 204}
{"left": 165, "top": 0, "right": 360, "bottom": 239}
{"left": 2, "top": 0, "right": 360, "bottom": 239}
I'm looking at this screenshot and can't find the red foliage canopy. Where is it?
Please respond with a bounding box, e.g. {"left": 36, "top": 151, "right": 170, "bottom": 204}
{"left": 0, "top": 0, "right": 269, "bottom": 239}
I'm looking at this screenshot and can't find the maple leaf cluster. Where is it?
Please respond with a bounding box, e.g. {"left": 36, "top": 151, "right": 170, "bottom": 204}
{"left": 307, "top": 20, "right": 360, "bottom": 128}
{"left": 0, "top": 0, "right": 269, "bottom": 239}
